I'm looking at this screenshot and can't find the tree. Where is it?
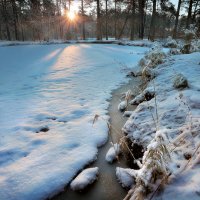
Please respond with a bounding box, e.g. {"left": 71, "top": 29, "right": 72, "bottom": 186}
{"left": 173, "top": 0, "right": 182, "bottom": 38}
{"left": 81, "top": 0, "right": 86, "bottom": 40}
{"left": 138, "top": 0, "right": 146, "bottom": 39}
{"left": 130, "top": 0, "right": 136, "bottom": 40}
{"left": 149, "top": 0, "right": 157, "bottom": 41}
{"left": 114, "top": 0, "right": 117, "bottom": 39}
{"left": 105, "top": 0, "right": 108, "bottom": 40}
{"left": 1, "top": 0, "right": 11, "bottom": 40}
{"left": 11, "top": 0, "right": 19, "bottom": 40}
{"left": 186, "top": 0, "right": 193, "bottom": 28}
{"left": 96, "top": 0, "right": 102, "bottom": 40}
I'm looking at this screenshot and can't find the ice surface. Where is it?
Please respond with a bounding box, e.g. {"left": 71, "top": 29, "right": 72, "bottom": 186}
{"left": 0, "top": 44, "right": 147, "bottom": 200}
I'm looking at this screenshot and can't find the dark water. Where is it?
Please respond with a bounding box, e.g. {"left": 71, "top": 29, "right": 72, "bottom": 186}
{"left": 52, "top": 78, "right": 141, "bottom": 200}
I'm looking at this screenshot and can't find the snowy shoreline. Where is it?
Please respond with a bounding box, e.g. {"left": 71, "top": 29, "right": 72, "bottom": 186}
{"left": 118, "top": 44, "right": 200, "bottom": 199}
{"left": 0, "top": 39, "right": 153, "bottom": 48}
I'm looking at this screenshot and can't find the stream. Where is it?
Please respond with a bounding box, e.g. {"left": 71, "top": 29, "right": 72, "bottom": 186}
{"left": 52, "top": 77, "right": 141, "bottom": 200}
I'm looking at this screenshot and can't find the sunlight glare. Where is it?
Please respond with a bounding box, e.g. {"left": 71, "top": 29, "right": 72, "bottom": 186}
{"left": 67, "top": 11, "right": 76, "bottom": 21}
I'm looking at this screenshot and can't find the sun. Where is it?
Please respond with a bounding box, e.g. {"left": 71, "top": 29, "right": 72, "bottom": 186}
{"left": 67, "top": 11, "right": 76, "bottom": 21}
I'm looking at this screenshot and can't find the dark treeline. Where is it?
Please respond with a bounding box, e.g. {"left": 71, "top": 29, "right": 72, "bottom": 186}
{"left": 0, "top": 0, "right": 199, "bottom": 41}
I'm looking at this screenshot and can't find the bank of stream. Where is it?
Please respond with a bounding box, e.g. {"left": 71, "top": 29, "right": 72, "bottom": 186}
{"left": 52, "top": 77, "right": 142, "bottom": 200}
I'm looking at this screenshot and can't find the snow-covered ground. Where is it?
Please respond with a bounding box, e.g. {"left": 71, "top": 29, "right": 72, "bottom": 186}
{"left": 0, "top": 44, "right": 148, "bottom": 200}
{"left": 122, "top": 50, "right": 200, "bottom": 199}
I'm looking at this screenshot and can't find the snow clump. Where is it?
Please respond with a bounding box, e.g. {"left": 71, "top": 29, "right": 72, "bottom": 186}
{"left": 70, "top": 167, "right": 99, "bottom": 191}
{"left": 105, "top": 143, "right": 121, "bottom": 163}
{"left": 116, "top": 167, "right": 135, "bottom": 188}
{"left": 118, "top": 90, "right": 132, "bottom": 111}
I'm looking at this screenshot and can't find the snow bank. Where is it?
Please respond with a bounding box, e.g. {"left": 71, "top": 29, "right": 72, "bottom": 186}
{"left": 0, "top": 44, "right": 147, "bottom": 200}
{"left": 118, "top": 39, "right": 153, "bottom": 47}
{"left": 0, "top": 40, "right": 68, "bottom": 47}
{"left": 70, "top": 167, "right": 99, "bottom": 191}
{"left": 123, "top": 51, "right": 200, "bottom": 199}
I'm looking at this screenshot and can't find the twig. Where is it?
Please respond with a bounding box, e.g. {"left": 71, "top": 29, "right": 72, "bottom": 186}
{"left": 148, "top": 172, "right": 171, "bottom": 200}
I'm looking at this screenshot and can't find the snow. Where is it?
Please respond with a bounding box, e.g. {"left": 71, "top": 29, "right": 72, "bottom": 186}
{"left": 70, "top": 167, "right": 99, "bottom": 191}
{"left": 123, "top": 111, "right": 133, "bottom": 117}
{"left": 118, "top": 101, "right": 128, "bottom": 111}
{"left": 0, "top": 44, "right": 148, "bottom": 200}
{"left": 105, "top": 143, "right": 121, "bottom": 163}
{"left": 118, "top": 90, "right": 132, "bottom": 111}
{"left": 116, "top": 167, "right": 134, "bottom": 188}
{"left": 123, "top": 51, "right": 200, "bottom": 199}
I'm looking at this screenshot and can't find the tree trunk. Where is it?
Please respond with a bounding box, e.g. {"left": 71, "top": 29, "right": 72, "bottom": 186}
{"left": 2, "top": 0, "right": 11, "bottom": 40}
{"left": 105, "top": 0, "right": 108, "bottom": 40}
{"left": 118, "top": 10, "right": 130, "bottom": 39}
{"left": 96, "top": 0, "right": 102, "bottom": 40}
{"left": 130, "top": 0, "right": 135, "bottom": 40}
{"left": 19, "top": 1, "right": 24, "bottom": 41}
{"left": 149, "top": 0, "right": 156, "bottom": 41}
{"left": 138, "top": 0, "right": 145, "bottom": 39}
{"left": 81, "top": 0, "right": 86, "bottom": 40}
{"left": 173, "top": 0, "right": 182, "bottom": 38}
{"left": 0, "top": 21, "right": 2, "bottom": 40}
{"left": 114, "top": 0, "right": 117, "bottom": 39}
{"left": 11, "top": 0, "right": 19, "bottom": 40}
{"left": 186, "top": 0, "right": 193, "bottom": 28}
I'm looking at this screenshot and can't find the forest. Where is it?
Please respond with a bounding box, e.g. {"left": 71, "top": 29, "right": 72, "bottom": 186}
{"left": 0, "top": 0, "right": 199, "bottom": 41}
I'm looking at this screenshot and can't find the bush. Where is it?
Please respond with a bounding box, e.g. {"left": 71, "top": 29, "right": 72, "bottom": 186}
{"left": 173, "top": 73, "right": 188, "bottom": 89}
{"left": 124, "top": 130, "right": 171, "bottom": 200}
{"left": 139, "top": 44, "right": 166, "bottom": 69}
{"left": 165, "top": 36, "right": 178, "bottom": 48}
{"left": 169, "top": 48, "right": 181, "bottom": 55}
{"left": 180, "top": 25, "right": 199, "bottom": 54}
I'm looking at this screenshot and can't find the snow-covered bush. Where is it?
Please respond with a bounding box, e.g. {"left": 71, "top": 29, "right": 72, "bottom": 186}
{"left": 139, "top": 44, "right": 166, "bottom": 69}
{"left": 190, "top": 39, "right": 200, "bottom": 52}
{"left": 180, "top": 25, "right": 199, "bottom": 54}
{"left": 164, "top": 36, "right": 177, "bottom": 48}
{"left": 184, "top": 27, "right": 197, "bottom": 43}
{"left": 173, "top": 73, "right": 188, "bottom": 89}
{"left": 142, "top": 66, "right": 156, "bottom": 80}
{"left": 169, "top": 48, "right": 181, "bottom": 55}
{"left": 125, "top": 130, "right": 171, "bottom": 200}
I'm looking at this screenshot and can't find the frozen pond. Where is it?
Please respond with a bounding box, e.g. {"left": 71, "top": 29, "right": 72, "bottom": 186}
{"left": 0, "top": 44, "right": 147, "bottom": 200}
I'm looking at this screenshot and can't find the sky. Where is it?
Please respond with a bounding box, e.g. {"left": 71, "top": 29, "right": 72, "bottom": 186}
{"left": 171, "top": 0, "right": 178, "bottom": 8}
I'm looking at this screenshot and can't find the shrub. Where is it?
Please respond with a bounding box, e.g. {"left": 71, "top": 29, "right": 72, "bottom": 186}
{"left": 124, "top": 130, "right": 171, "bottom": 200}
{"left": 139, "top": 45, "right": 166, "bottom": 69}
{"left": 180, "top": 25, "right": 199, "bottom": 54}
{"left": 165, "top": 36, "right": 177, "bottom": 48}
{"left": 173, "top": 73, "right": 188, "bottom": 89}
